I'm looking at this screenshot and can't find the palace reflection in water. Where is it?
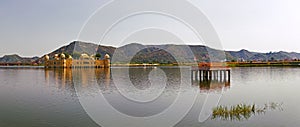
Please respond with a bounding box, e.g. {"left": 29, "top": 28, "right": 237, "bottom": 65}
{"left": 44, "top": 67, "right": 230, "bottom": 94}
{"left": 44, "top": 67, "right": 195, "bottom": 118}
{"left": 1, "top": 67, "right": 298, "bottom": 127}
{"left": 44, "top": 68, "right": 111, "bottom": 90}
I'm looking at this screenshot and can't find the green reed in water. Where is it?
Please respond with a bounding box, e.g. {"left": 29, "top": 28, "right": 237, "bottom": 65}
{"left": 212, "top": 102, "right": 283, "bottom": 121}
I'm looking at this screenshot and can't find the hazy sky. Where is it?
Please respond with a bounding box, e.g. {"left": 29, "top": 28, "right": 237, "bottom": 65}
{"left": 1, "top": 0, "right": 300, "bottom": 57}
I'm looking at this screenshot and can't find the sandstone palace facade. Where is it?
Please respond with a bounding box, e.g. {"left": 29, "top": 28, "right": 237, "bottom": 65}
{"left": 44, "top": 53, "right": 110, "bottom": 68}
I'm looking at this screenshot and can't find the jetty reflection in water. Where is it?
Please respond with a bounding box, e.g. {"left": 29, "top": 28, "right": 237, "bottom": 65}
{"left": 191, "top": 74, "right": 230, "bottom": 93}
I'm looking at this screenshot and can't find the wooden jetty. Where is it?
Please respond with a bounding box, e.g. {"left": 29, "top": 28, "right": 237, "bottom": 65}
{"left": 191, "top": 63, "right": 231, "bottom": 93}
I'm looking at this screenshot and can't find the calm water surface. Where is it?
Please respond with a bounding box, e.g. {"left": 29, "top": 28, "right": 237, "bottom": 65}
{"left": 0, "top": 67, "right": 300, "bottom": 127}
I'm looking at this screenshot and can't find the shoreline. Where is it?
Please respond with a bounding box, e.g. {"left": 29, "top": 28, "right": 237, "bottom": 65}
{"left": 227, "top": 61, "right": 300, "bottom": 67}
{"left": 1, "top": 61, "right": 300, "bottom": 68}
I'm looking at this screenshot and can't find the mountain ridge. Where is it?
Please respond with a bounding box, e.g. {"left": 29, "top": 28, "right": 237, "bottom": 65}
{"left": 1, "top": 41, "right": 300, "bottom": 64}
{"left": 0, "top": 54, "right": 39, "bottom": 64}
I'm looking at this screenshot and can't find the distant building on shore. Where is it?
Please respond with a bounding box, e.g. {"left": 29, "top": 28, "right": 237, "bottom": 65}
{"left": 44, "top": 53, "right": 110, "bottom": 68}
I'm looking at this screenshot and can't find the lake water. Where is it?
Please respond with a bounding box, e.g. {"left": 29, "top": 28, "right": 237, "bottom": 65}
{"left": 0, "top": 67, "right": 300, "bottom": 127}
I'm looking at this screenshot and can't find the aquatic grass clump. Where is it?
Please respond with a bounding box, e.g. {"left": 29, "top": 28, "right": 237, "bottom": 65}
{"left": 212, "top": 102, "right": 283, "bottom": 121}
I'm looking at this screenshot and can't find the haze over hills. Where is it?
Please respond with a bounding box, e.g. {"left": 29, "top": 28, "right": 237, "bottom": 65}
{"left": 0, "top": 54, "right": 39, "bottom": 64}
{"left": 1, "top": 41, "right": 300, "bottom": 64}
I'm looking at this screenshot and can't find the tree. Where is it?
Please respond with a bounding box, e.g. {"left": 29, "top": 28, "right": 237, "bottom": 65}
{"left": 95, "top": 53, "right": 101, "bottom": 60}
{"left": 64, "top": 52, "right": 70, "bottom": 58}
{"left": 72, "top": 52, "right": 81, "bottom": 59}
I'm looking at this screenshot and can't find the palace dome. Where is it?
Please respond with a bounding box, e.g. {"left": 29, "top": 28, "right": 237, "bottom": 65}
{"left": 104, "top": 54, "right": 110, "bottom": 59}
{"left": 45, "top": 55, "right": 49, "bottom": 60}
{"left": 80, "top": 53, "right": 90, "bottom": 59}
{"left": 60, "top": 53, "right": 66, "bottom": 59}
{"left": 68, "top": 55, "right": 72, "bottom": 59}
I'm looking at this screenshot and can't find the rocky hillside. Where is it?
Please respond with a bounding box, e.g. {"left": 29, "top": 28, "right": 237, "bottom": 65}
{"left": 35, "top": 41, "right": 115, "bottom": 64}
{"left": 44, "top": 41, "right": 300, "bottom": 63}
{"left": 226, "top": 50, "right": 300, "bottom": 62}
{"left": 0, "top": 54, "right": 39, "bottom": 64}
{"left": 2, "top": 41, "right": 300, "bottom": 65}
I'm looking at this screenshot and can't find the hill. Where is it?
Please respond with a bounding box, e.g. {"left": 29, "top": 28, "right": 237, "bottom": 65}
{"left": 0, "top": 54, "right": 39, "bottom": 64}
{"left": 39, "top": 41, "right": 300, "bottom": 64}
{"left": 2, "top": 41, "right": 300, "bottom": 65}
{"left": 226, "top": 50, "right": 300, "bottom": 62}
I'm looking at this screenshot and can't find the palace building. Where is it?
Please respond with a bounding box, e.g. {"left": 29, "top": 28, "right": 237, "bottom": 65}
{"left": 44, "top": 53, "right": 110, "bottom": 68}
